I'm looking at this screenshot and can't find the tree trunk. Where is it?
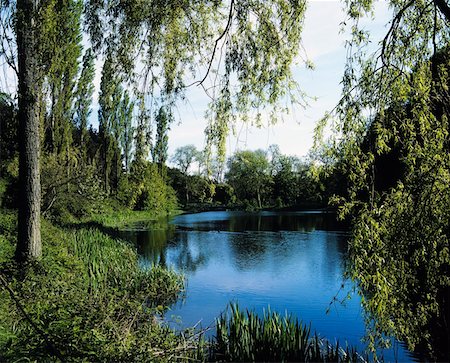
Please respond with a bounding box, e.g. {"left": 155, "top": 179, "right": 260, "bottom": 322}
{"left": 15, "top": 0, "right": 42, "bottom": 262}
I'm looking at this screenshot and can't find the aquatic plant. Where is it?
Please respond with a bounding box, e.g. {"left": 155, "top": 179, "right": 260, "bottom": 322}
{"left": 211, "top": 303, "right": 361, "bottom": 362}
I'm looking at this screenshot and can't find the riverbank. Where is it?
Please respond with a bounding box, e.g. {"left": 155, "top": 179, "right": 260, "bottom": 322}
{"left": 1, "top": 207, "right": 367, "bottom": 362}
{"left": 0, "top": 207, "right": 197, "bottom": 361}
{"left": 181, "top": 201, "right": 335, "bottom": 214}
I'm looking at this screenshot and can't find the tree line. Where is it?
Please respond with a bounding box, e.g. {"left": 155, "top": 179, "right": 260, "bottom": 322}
{"left": 168, "top": 144, "right": 344, "bottom": 210}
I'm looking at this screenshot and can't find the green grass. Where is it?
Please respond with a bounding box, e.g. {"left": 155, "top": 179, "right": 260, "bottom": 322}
{"left": 85, "top": 204, "right": 183, "bottom": 230}
{"left": 0, "top": 210, "right": 197, "bottom": 362}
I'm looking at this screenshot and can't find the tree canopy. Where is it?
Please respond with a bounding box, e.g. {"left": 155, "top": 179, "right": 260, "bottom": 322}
{"left": 313, "top": 0, "right": 450, "bottom": 358}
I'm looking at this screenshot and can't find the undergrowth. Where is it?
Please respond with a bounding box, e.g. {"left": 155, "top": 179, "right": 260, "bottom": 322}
{"left": 0, "top": 211, "right": 198, "bottom": 362}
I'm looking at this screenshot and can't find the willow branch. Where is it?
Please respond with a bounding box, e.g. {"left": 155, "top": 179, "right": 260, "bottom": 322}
{"left": 188, "top": 0, "right": 234, "bottom": 88}
{"left": 433, "top": 0, "right": 450, "bottom": 22}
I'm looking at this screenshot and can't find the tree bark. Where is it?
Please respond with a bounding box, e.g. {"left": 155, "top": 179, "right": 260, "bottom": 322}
{"left": 15, "top": 0, "right": 42, "bottom": 262}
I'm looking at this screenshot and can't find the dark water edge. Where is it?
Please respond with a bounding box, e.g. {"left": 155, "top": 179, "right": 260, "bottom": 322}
{"left": 118, "top": 211, "right": 416, "bottom": 362}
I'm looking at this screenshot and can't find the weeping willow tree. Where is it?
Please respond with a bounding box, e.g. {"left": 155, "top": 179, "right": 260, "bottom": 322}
{"left": 2, "top": 0, "right": 311, "bottom": 261}
{"left": 85, "top": 0, "right": 309, "bottom": 161}
{"left": 315, "top": 1, "right": 450, "bottom": 360}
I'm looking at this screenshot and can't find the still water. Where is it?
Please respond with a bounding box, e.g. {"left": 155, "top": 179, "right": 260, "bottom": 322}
{"left": 119, "top": 211, "right": 412, "bottom": 362}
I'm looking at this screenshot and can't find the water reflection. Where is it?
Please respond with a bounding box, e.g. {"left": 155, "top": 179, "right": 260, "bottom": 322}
{"left": 174, "top": 210, "right": 347, "bottom": 233}
{"left": 118, "top": 211, "right": 411, "bottom": 362}
{"left": 119, "top": 225, "right": 174, "bottom": 266}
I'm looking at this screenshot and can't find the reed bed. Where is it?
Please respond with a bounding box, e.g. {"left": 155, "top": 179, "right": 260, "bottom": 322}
{"left": 211, "top": 304, "right": 362, "bottom": 362}
{"left": 70, "top": 228, "right": 184, "bottom": 305}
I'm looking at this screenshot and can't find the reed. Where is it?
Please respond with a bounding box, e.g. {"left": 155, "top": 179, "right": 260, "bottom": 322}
{"left": 211, "top": 303, "right": 361, "bottom": 362}
{"left": 70, "top": 228, "right": 184, "bottom": 305}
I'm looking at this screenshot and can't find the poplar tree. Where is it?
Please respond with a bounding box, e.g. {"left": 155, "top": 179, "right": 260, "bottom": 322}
{"left": 98, "top": 50, "right": 121, "bottom": 193}
{"left": 152, "top": 106, "right": 171, "bottom": 171}
{"left": 42, "top": 0, "right": 83, "bottom": 156}
{"left": 74, "top": 48, "right": 95, "bottom": 157}
{"left": 119, "top": 90, "right": 134, "bottom": 173}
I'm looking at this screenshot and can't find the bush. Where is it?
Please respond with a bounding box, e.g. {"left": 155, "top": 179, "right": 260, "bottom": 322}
{"left": 41, "top": 152, "right": 108, "bottom": 222}
{"left": 119, "top": 162, "right": 178, "bottom": 213}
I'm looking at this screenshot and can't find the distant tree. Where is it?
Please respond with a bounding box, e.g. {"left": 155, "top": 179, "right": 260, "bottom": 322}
{"left": 267, "top": 144, "right": 282, "bottom": 176}
{"left": 134, "top": 96, "right": 152, "bottom": 165}
{"left": 43, "top": 0, "right": 82, "bottom": 157}
{"left": 226, "top": 150, "right": 272, "bottom": 209}
{"left": 194, "top": 149, "right": 207, "bottom": 176}
{"left": 119, "top": 91, "right": 134, "bottom": 173}
{"left": 152, "top": 106, "right": 172, "bottom": 171}
{"left": 74, "top": 48, "right": 95, "bottom": 156}
{"left": 98, "top": 50, "right": 122, "bottom": 193}
{"left": 272, "top": 155, "right": 297, "bottom": 207}
{"left": 171, "top": 145, "right": 198, "bottom": 174}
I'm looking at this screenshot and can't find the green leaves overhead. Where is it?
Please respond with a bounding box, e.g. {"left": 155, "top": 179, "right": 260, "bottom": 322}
{"left": 84, "top": 0, "right": 308, "bottom": 159}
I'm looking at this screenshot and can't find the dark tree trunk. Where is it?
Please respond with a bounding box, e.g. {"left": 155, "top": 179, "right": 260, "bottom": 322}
{"left": 15, "top": 0, "right": 41, "bottom": 262}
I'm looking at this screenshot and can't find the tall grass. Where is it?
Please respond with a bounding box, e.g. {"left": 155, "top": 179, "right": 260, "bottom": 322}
{"left": 211, "top": 304, "right": 362, "bottom": 362}
{"left": 70, "top": 228, "right": 184, "bottom": 305}
{"left": 0, "top": 217, "right": 190, "bottom": 361}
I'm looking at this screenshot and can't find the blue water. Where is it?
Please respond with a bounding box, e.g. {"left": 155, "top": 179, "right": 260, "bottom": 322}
{"left": 119, "top": 211, "right": 413, "bottom": 362}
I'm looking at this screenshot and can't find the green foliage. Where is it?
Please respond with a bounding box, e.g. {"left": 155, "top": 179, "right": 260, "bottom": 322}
{"left": 211, "top": 304, "right": 360, "bottom": 362}
{"left": 71, "top": 228, "right": 184, "bottom": 304}
{"left": 314, "top": 3, "right": 450, "bottom": 359}
{"left": 98, "top": 49, "right": 123, "bottom": 194}
{"left": 171, "top": 145, "right": 200, "bottom": 174}
{"left": 214, "top": 183, "right": 236, "bottom": 205}
{"left": 153, "top": 106, "right": 172, "bottom": 168}
{"left": 0, "top": 93, "right": 17, "bottom": 172}
{"left": 119, "top": 161, "right": 178, "bottom": 213}
{"left": 74, "top": 47, "right": 96, "bottom": 154}
{"left": 83, "top": 0, "right": 309, "bottom": 162}
{"left": 40, "top": 152, "right": 107, "bottom": 222}
{"left": 40, "top": 0, "right": 83, "bottom": 154}
{"left": 226, "top": 149, "right": 272, "bottom": 209}
{"left": 120, "top": 90, "right": 134, "bottom": 173}
{"left": 0, "top": 215, "right": 191, "bottom": 361}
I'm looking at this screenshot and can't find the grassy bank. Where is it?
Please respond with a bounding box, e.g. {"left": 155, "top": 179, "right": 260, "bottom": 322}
{"left": 0, "top": 208, "right": 201, "bottom": 362}
{"left": 86, "top": 206, "right": 183, "bottom": 230}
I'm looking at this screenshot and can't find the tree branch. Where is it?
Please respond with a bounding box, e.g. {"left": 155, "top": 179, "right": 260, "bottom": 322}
{"left": 433, "top": 0, "right": 450, "bottom": 22}
{"left": 188, "top": 0, "right": 234, "bottom": 88}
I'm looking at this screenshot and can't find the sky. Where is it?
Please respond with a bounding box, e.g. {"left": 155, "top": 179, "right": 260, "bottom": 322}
{"left": 168, "top": 1, "right": 392, "bottom": 160}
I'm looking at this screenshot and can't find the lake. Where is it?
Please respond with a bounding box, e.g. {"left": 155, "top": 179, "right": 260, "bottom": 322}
{"left": 119, "top": 210, "right": 412, "bottom": 362}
